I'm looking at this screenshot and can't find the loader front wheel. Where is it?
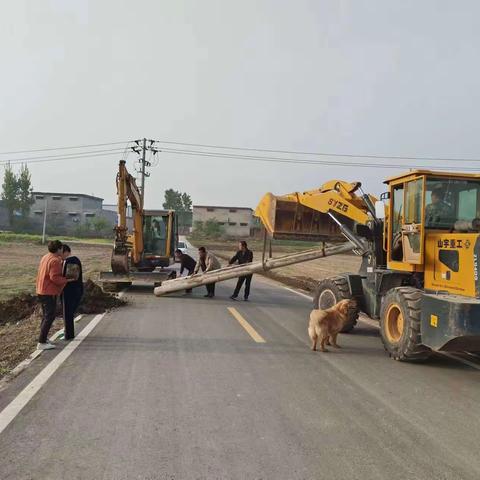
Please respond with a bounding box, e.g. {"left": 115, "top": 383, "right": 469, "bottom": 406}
{"left": 313, "top": 276, "right": 358, "bottom": 333}
{"left": 380, "top": 287, "right": 431, "bottom": 362}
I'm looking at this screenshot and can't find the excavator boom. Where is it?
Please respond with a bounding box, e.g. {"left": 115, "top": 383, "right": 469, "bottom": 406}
{"left": 111, "top": 160, "right": 144, "bottom": 274}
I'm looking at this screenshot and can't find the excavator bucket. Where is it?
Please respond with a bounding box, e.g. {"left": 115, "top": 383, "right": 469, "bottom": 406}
{"left": 255, "top": 193, "right": 349, "bottom": 241}
{"left": 111, "top": 249, "right": 129, "bottom": 274}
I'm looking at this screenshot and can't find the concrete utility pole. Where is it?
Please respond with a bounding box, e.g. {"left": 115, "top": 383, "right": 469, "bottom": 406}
{"left": 41, "top": 197, "right": 47, "bottom": 244}
{"left": 132, "top": 137, "right": 153, "bottom": 209}
{"left": 140, "top": 137, "right": 147, "bottom": 209}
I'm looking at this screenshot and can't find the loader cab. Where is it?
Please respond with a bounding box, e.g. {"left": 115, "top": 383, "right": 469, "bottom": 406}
{"left": 385, "top": 170, "right": 480, "bottom": 275}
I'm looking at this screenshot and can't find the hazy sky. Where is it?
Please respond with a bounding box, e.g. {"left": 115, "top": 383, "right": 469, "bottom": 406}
{"left": 1, "top": 0, "right": 480, "bottom": 208}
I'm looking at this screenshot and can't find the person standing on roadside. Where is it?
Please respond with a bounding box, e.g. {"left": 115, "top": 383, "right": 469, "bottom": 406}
{"left": 175, "top": 248, "right": 196, "bottom": 294}
{"left": 229, "top": 241, "right": 254, "bottom": 301}
{"left": 194, "top": 246, "right": 221, "bottom": 298}
{"left": 36, "top": 240, "right": 69, "bottom": 350}
{"left": 61, "top": 244, "right": 83, "bottom": 340}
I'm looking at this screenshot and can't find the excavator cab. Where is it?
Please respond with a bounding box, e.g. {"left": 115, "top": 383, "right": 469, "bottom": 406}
{"left": 142, "top": 210, "right": 177, "bottom": 269}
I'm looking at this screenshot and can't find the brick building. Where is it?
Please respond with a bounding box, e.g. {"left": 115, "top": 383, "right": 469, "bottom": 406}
{"left": 30, "top": 192, "right": 117, "bottom": 234}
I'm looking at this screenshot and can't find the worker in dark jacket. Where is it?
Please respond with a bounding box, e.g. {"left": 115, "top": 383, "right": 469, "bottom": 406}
{"left": 229, "top": 241, "right": 254, "bottom": 301}
{"left": 175, "top": 249, "right": 197, "bottom": 294}
{"left": 61, "top": 244, "right": 83, "bottom": 340}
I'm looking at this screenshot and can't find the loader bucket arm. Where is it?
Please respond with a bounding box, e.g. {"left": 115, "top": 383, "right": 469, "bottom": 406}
{"left": 255, "top": 180, "right": 376, "bottom": 242}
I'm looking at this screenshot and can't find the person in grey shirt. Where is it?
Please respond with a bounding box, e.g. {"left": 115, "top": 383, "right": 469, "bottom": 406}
{"left": 194, "top": 246, "right": 221, "bottom": 298}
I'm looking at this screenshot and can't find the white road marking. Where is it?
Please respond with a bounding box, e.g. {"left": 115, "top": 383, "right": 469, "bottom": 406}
{"left": 48, "top": 315, "right": 83, "bottom": 342}
{"left": 282, "top": 286, "right": 313, "bottom": 301}
{"left": 0, "top": 315, "right": 86, "bottom": 391}
{"left": 0, "top": 313, "right": 105, "bottom": 435}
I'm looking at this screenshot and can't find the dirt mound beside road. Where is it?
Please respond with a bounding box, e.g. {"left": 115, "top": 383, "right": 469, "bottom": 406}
{"left": 0, "top": 294, "right": 38, "bottom": 327}
{"left": 0, "top": 280, "right": 125, "bottom": 326}
{"left": 78, "top": 280, "right": 126, "bottom": 314}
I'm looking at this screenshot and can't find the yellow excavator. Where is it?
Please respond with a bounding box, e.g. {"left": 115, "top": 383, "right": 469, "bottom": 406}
{"left": 256, "top": 170, "right": 480, "bottom": 361}
{"left": 99, "top": 160, "right": 177, "bottom": 291}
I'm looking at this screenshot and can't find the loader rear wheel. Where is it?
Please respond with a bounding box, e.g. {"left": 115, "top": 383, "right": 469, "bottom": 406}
{"left": 380, "top": 287, "right": 431, "bottom": 362}
{"left": 313, "top": 276, "right": 358, "bottom": 333}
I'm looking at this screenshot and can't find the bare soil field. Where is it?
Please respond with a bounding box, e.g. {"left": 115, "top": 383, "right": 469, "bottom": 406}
{"left": 189, "top": 238, "right": 361, "bottom": 292}
{"left": 0, "top": 240, "right": 112, "bottom": 301}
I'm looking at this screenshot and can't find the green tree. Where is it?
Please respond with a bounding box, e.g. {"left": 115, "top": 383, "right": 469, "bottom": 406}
{"left": 1, "top": 163, "right": 19, "bottom": 224}
{"left": 204, "top": 218, "right": 224, "bottom": 238}
{"left": 192, "top": 220, "right": 204, "bottom": 237}
{"left": 163, "top": 189, "right": 192, "bottom": 212}
{"left": 92, "top": 216, "right": 110, "bottom": 235}
{"left": 181, "top": 192, "right": 192, "bottom": 211}
{"left": 17, "top": 164, "right": 34, "bottom": 218}
{"left": 163, "top": 189, "right": 184, "bottom": 211}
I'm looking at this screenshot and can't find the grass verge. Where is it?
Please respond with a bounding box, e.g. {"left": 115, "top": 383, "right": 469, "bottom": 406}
{"left": 0, "top": 232, "right": 111, "bottom": 245}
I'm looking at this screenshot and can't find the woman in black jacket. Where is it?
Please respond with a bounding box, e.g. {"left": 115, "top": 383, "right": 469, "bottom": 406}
{"left": 61, "top": 244, "right": 83, "bottom": 340}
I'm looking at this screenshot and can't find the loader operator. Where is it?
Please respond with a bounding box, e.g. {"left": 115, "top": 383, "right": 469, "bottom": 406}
{"left": 425, "top": 186, "right": 452, "bottom": 227}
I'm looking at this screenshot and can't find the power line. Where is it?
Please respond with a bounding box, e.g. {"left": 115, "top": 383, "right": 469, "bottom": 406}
{"left": 0, "top": 150, "right": 126, "bottom": 166}
{"left": 2, "top": 136, "right": 479, "bottom": 164}
{"left": 0, "top": 141, "right": 130, "bottom": 156}
{"left": 159, "top": 147, "right": 480, "bottom": 172}
{"left": 1, "top": 137, "right": 479, "bottom": 172}
{"left": 157, "top": 139, "right": 480, "bottom": 163}
{"left": 0, "top": 148, "right": 126, "bottom": 165}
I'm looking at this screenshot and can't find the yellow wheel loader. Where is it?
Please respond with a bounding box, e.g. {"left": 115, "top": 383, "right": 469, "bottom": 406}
{"left": 256, "top": 170, "right": 480, "bottom": 361}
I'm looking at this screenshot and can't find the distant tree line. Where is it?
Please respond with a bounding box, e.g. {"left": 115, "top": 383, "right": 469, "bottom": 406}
{"left": 191, "top": 219, "right": 225, "bottom": 239}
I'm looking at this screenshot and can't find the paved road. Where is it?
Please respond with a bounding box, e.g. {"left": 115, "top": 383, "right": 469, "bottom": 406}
{"left": 1, "top": 271, "right": 480, "bottom": 479}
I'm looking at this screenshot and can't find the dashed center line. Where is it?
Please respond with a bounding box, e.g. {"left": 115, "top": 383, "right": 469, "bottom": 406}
{"left": 227, "top": 307, "right": 266, "bottom": 343}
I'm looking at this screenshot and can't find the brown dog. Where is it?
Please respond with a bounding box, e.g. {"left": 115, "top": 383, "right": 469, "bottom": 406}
{"left": 308, "top": 299, "right": 356, "bottom": 352}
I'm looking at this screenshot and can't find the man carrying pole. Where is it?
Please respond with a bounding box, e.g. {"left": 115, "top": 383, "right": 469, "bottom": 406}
{"left": 194, "top": 247, "right": 221, "bottom": 298}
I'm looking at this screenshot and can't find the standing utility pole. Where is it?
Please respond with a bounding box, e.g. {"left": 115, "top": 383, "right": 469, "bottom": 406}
{"left": 132, "top": 138, "right": 154, "bottom": 209}
{"left": 140, "top": 137, "right": 147, "bottom": 209}
{"left": 41, "top": 197, "right": 47, "bottom": 244}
